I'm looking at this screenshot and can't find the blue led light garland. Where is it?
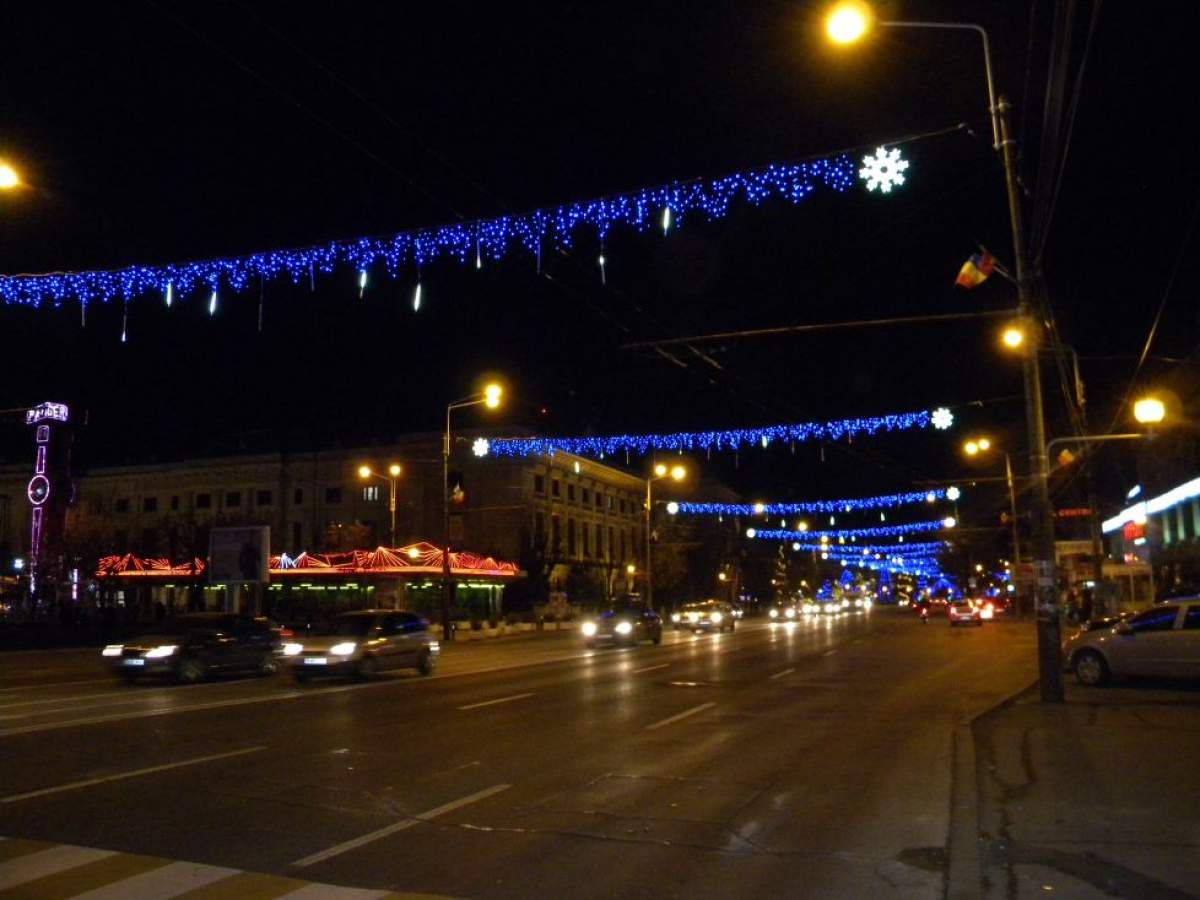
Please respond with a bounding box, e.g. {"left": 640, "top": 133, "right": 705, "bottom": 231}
{"left": 786, "top": 540, "right": 948, "bottom": 555}
{"left": 675, "top": 488, "right": 950, "bottom": 517}
{"left": 0, "top": 155, "right": 855, "bottom": 309}
{"left": 749, "top": 519, "right": 950, "bottom": 541}
{"left": 485, "top": 408, "right": 950, "bottom": 459}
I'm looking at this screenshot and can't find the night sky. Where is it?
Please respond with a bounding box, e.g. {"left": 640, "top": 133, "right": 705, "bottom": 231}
{"left": 1, "top": 1, "right": 1195, "bottom": 550}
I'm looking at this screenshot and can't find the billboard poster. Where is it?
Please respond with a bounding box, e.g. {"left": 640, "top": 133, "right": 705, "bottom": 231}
{"left": 208, "top": 526, "right": 270, "bottom": 584}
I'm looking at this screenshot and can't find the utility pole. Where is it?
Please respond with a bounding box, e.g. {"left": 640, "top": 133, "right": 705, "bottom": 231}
{"left": 997, "top": 96, "right": 1063, "bottom": 702}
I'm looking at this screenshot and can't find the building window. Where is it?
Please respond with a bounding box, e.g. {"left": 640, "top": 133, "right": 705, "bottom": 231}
{"left": 567, "top": 484, "right": 576, "bottom": 503}
{"left": 294, "top": 488, "right": 304, "bottom": 505}
{"left": 567, "top": 519, "right": 577, "bottom": 556}
{"left": 170, "top": 495, "right": 179, "bottom": 512}
{"left": 582, "top": 522, "right": 590, "bottom": 556}
{"left": 325, "top": 487, "right": 342, "bottom": 504}
{"left": 256, "top": 490, "right": 273, "bottom": 507}
{"left": 581, "top": 488, "right": 590, "bottom": 505}
{"left": 596, "top": 523, "right": 603, "bottom": 559}
{"left": 196, "top": 493, "right": 211, "bottom": 510}
{"left": 608, "top": 495, "right": 614, "bottom": 512}
{"left": 534, "top": 475, "right": 545, "bottom": 494}
{"left": 143, "top": 497, "right": 157, "bottom": 513}
{"left": 113, "top": 498, "right": 130, "bottom": 514}
{"left": 292, "top": 522, "right": 303, "bottom": 551}
{"left": 595, "top": 492, "right": 603, "bottom": 510}
{"left": 552, "top": 480, "right": 561, "bottom": 498}
{"left": 362, "top": 485, "right": 380, "bottom": 502}
{"left": 551, "top": 516, "right": 561, "bottom": 554}
{"left": 609, "top": 526, "right": 615, "bottom": 561}
{"left": 225, "top": 491, "right": 242, "bottom": 508}
{"left": 619, "top": 499, "right": 626, "bottom": 514}
{"left": 535, "top": 512, "right": 546, "bottom": 549}
{"left": 619, "top": 529, "right": 625, "bottom": 561}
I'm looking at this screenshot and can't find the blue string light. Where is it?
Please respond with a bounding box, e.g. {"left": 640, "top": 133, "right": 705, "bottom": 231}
{"left": 675, "top": 488, "right": 952, "bottom": 517}
{"left": 0, "top": 154, "right": 856, "bottom": 309}
{"left": 485, "top": 408, "right": 950, "bottom": 459}
{"left": 748, "top": 519, "right": 952, "bottom": 541}
{"left": 787, "top": 540, "right": 948, "bottom": 555}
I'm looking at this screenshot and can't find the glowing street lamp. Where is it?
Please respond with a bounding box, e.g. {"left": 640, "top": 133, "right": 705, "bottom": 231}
{"left": 1133, "top": 396, "right": 1165, "bottom": 425}
{"left": 1001, "top": 326, "right": 1025, "bottom": 350}
{"left": 645, "top": 461, "right": 688, "bottom": 606}
{"left": 825, "top": 2, "right": 871, "bottom": 44}
{"left": 0, "top": 161, "right": 19, "bottom": 190}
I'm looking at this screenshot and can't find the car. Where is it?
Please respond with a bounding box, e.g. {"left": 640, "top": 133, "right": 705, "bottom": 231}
{"left": 947, "top": 601, "right": 982, "bottom": 627}
{"left": 1063, "top": 600, "right": 1200, "bottom": 686}
{"left": 102, "top": 613, "right": 282, "bottom": 683}
{"left": 284, "top": 610, "right": 438, "bottom": 682}
{"left": 582, "top": 599, "right": 663, "bottom": 647}
{"left": 767, "top": 602, "right": 799, "bottom": 622}
{"left": 849, "top": 596, "right": 873, "bottom": 612}
{"left": 800, "top": 600, "right": 819, "bottom": 616}
{"left": 671, "top": 599, "right": 736, "bottom": 633}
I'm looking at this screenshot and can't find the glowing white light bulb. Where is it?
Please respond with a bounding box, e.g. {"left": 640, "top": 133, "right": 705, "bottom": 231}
{"left": 165, "top": 283, "right": 173, "bottom": 308}
{"left": 358, "top": 269, "right": 367, "bottom": 298}
{"left": 412, "top": 282, "right": 422, "bottom": 311}
{"left": 208, "top": 290, "right": 217, "bottom": 315}
{"left": 662, "top": 207, "right": 672, "bottom": 234}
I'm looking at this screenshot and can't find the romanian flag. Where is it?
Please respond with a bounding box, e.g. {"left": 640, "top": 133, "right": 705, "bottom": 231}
{"left": 955, "top": 251, "right": 995, "bottom": 289}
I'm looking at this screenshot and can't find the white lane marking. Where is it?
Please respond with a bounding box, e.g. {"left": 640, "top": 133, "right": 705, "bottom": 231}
{"left": 632, "top": 663, "right": 669, "bottom": 674}
{"left": 69, "top": 859, "right": 242, "bottom": 900}
{"left": 0, "top": 845, "right": 115, "bottom": 890}
{"left": 0, "top": 687, "right": 188, "bottom": 711}
{"left": 769, "top": 668, "right": 795, "bottom": 681}
{"left": 645, "top": 701, "right": 717, "bottom": 731}
{"left": 277, "top": 883, "right": 393, "bottom": 899}
{"left": 457, "top": 692, "right": 535, "bottom": 711}
{"left": 0, "top": 746, "right": 266, "bottom": 803}
{"left": 292, "top": 783, "right": 511, "bottom": 868}
{"left": 823, "top": 649, "right": 837, "bottom": 656}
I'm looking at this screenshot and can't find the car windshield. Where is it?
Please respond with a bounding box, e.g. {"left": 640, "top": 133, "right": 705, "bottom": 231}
{"left": 332, "top": 616, "right": 376, "bottom": 637}
{"left": 601, "top": 603, "right": 643, "bottom": 618}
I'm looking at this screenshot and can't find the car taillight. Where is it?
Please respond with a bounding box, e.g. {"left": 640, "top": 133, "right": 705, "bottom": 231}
{"left": 279, "top": 628, "right": 294, "bottom": 638}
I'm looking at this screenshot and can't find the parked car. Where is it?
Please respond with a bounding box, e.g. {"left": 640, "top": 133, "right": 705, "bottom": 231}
{"left": 947, "top": 601, "right": 982, "bottom": 627}
{"left": 582, "top": 600, "right": 663, "bottom": 647}
{"left": 284, "top": 610, "right": 438, "bottom": 681}
{"left": 1063, "top": 600, "right": 1200, "bottom": 686}
{"left": 103, "top": 613, "right": 282, "bottom": 683}
{"left": 671, "top": 599, "right": 736, "bottom": 633}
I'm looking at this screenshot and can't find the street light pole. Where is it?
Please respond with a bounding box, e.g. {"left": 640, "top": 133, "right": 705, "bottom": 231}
{"left": 442, "top": 383, "right": 504, "bottom": 642}
{"left": 1004, "top": 452, "right": 1021, "bottom": 566}
{"left": 358, "top": 464, "right": 403, "bottom": 547}
{"left": 644, "top": 477, "right": 653, "bottom": 608}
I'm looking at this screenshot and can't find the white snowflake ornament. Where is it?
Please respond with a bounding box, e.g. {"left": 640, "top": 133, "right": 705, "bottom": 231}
{"left": 930, "top": 407, "right": 954, "bottom": 430}
{"left": 472, "top": 437, "right": 491, "bottom": 457}
{"left": 859, "top": 146, "right": 909, "bottom": 193}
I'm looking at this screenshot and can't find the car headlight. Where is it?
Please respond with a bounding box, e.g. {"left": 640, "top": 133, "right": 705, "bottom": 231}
{"left": 671, "top": 613, "right": 681, "bottom": 623}
{"left": 282, "top": 642, "right": 303, "bottom": 656}
{"left": 582, "top": 622, "right": 598, "bottom": 637}
{"left": 710, "top": 613, "right": 723, "bottom": 624}
{"left": 841, "top": 599, "right": 850, "bottom": 608}
{"left": 614, "top": 621, "right": 634, "bottom": 636}
{"left": 144, "top": 644, "right": 178, "bottom": 658}
{"left": 329, "top": 642, "right": 358, "bottom": 656}
{"left": 101, "top": 644, "right": 124, "bottom": 657}
{"left": 686, "top": 612, "right": 700, "bottom": 622}
{"left": 785, "top": 608, "right": 796, "bottom": 618}
{"left": 768, "top": 608, "right": 778, "bottom": 618}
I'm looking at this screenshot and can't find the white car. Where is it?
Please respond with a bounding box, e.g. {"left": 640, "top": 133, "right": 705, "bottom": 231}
{"left": 1064, "top": 600, "right": 1200, "bottom": 685}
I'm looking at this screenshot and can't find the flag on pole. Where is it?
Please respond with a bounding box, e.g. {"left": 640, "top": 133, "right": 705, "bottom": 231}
{"left": 955, "top": 251, "right": 996, "bottom": 289}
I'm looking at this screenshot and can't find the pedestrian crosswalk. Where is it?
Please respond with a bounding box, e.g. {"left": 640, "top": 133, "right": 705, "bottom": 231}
{"left": 0, "top": 836, "right": 454, "bottom": 899}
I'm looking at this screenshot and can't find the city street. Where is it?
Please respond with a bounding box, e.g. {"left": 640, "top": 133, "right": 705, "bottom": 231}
{"left": 0, "top": 609, "right": 1036, "bottom": 898}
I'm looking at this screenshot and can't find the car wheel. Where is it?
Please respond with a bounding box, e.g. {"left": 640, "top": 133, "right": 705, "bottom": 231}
{"left": 256, "top": 653, "right": 279, "bottom": 677}
{"left": 1074, "top": 649, "right": 1109, "bottom": 686}
{"left": 177, "top": 658, "right": 206, "bottom": 684}
{"left": 356, "top": 656, "right": 380, "bottom": 680}
{"left": 416, "top": 650, "right": 435, "bottom": 676}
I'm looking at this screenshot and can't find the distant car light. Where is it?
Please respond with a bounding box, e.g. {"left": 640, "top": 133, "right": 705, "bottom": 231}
{"left": 101, "top": 644, "right": 124, "bottom": 657}
{"left": 144, "top": 645, "right": 178, "bottom": 658}
{"left": 329, "top": 642, "right": 358, "bottom": 656}
{"left": 769, "top": 608, "right": 778, "bottom": 619}
{"left": 671, "top": 613, "right": 681, "bottom": 623}
{"left": 710, "top": 612, "right": 723, "bottom": 624}
{"left": 784, "top": 608, "right": 796, "bottom": 619}
{"left": 614, "top": 621, "right": 634, "bottom": 636}
{"left": 582, "top": 622, "right": 598, "bottom": 637}
{"left": 282, "top": 642, "right": 303, "bottom": 656}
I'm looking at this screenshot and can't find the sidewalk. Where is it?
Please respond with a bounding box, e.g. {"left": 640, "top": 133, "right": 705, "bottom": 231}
{"left": 971, "top": 678, "right": 1200, "bottom": 899}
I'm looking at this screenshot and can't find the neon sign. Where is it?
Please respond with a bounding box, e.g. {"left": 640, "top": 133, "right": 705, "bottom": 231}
{"left": 25, "top": 402, "right": 69, "bottom": 425}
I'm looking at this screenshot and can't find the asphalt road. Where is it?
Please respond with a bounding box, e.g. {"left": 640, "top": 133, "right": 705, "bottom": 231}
{"left": 0, "top": 609, "right": 1037, "bottom": 898}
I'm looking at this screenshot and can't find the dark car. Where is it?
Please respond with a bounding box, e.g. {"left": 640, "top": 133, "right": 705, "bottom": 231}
{"left": 284, "top": 610, "right": 439, "bottom": 681}
{"left": 581, "top": 600, "right": 663, "bottom": 647}
{"left": 103, "top": 613, "right": 282, "bottom": 683}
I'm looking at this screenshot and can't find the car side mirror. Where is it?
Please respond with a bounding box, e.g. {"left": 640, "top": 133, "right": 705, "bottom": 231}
{"left": 1115, "top": 621, "right": 1133, "bottom": 636}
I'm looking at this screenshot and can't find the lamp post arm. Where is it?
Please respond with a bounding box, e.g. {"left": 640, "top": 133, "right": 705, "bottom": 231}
{"left": 880, "top": 20, "right": 998, "bottom": 148}
{"left": 1045, "top": 434, "right": 1146, "bottom": 458}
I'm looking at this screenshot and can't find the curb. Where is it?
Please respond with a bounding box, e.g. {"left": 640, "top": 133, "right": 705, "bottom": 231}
{"left": 946, "top": 679, "right": 1038, "bottom": 900}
